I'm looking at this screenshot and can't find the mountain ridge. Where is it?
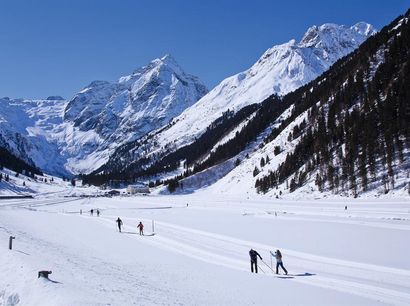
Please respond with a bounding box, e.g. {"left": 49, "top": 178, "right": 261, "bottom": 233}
{"left": 96, "top": 21, "right": 376, "bottom": 181}
{"left": 0, "top": 55, "right": 208, "bottom": 175}
{"left": 172, "top": 11, "right": 410, "bottom": 198}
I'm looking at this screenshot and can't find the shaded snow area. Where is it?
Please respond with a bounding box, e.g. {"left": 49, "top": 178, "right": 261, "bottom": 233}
{"left": 204, "top": 100, "right": 410, "bottom": 199}
{"left": 0, "top": 168, "right": 101, "bottom": 197}
{"left": 159, "top": 105, "right": 295, "bottom": 195}
{"left": 1, "top": 193, "right": 409, "bottom": 305}
{"left": 203, "top": 104, "right": 303, "bottom": 196}
{"left": 0, "top": 98, "right": 70, "bottom": 177}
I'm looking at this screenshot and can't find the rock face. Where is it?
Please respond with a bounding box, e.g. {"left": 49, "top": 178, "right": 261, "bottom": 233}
{"left": 46, "top": 96, "right": 64, "bottom": 101}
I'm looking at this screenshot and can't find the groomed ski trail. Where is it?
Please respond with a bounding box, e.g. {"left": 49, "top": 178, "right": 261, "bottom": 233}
{"left": 80, "top": 214, "right": 410, "bottom": 306}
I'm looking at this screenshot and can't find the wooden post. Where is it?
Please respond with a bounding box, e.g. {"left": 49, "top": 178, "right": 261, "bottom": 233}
{"left": 9, "top": 236, "right": 15, "bottom": 250}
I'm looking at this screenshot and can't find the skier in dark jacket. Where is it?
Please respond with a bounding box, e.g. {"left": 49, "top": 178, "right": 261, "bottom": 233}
{"left": 116, "top": 217, "right": 123, "bottom": 232}
{"left": 249, "top": 249, "right": 263, "bottom": 273}
{"left": 137, "top": 222, "right": 144, "bottom": 235}
{"left": 272, "top": 249, "right": 288, "bottom": 275}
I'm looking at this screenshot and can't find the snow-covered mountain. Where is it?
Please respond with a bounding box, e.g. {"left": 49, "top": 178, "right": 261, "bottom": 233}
{"left": 62, "top": 54, "right": 207, "bottom": 173}
{"left": 100, "top": 22, "right": 376, "bottom": 176}
{"left": 156, "top": 22, "right": 376, "bottom": 146}
{"left": 0, "top": 55, "right": 207, "bottom": 175}
{"left": 64, "top": 55, "right": 207, "bottom": 140}
{"left": 167, "top": 14, "right": 410, "bottom": 199}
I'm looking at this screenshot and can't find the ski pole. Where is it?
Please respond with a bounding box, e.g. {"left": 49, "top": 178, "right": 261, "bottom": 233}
{"left": 270, "top": 251, "right": 275, "bottom": 272}
{"left": 261, "top": 259, "right": 274, "bottom": 273}
{"left": 257, "top": 264, "right": 266, "bottom": 274}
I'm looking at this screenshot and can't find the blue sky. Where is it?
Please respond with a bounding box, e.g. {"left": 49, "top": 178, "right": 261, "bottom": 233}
{"left": 1, "top": 0, "right": 409, "bottom": 99}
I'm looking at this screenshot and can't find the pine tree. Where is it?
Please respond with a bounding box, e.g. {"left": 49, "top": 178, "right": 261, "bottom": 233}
{"left": 253, "top": 166, "right": 260, "bottom": 177}
{"left": 289, "top": 178, "right": 296, "bottom": 192}
{"left": 359, "top": 150, "right": 368, "bottom": 191}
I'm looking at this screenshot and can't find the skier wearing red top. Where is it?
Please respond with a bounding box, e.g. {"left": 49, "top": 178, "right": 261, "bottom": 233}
{"left": 137, "top": 222, "right": 144, "bottom": 235}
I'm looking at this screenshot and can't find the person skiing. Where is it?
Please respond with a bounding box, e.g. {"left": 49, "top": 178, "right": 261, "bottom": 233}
{"left": 97, "top": 209, "right": 100, "bottom": 217}
{"left": 272, "top": 249, "right": 288, "bottom": 275}
{"left": 90, "top": 209, "right": 94, "bottom": 216}
{"left": 249, "top": 249, "right": 262, "bottom": 273}
{"left": 116, "top": 217, "right": 123, "bottom": 232}
{"left": 137, "top": 222, "right": 144, "bottom": 235}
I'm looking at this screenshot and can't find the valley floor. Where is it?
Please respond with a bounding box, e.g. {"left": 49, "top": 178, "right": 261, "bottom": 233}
{"left": 0, "top": 193, "right": 409, "bottom": 305}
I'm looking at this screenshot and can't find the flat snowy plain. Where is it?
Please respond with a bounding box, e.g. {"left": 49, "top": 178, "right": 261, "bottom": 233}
{"left": 1, "top": 192, "right": 409, "bottom": 305}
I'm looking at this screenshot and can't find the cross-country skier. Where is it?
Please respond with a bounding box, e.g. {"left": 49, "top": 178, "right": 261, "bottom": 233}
{"left": 97, "top": 209, "right": 100, "bottom": 217}
{"left": 272, "top": 249, "right": 288, "bottom": 275}
{"left": 116, "top": 217, "right": 123, "bottom": 232}
{"left": 90, "top": 209, "right": 94, "bottom": 216}
{"left": 137, "top": 222, "right": 144, "bottom": 235}
{"left": 249, "top": 249, "right": 262, "bottom": 273}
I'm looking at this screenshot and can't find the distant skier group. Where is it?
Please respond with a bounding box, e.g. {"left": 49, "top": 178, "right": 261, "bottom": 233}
{"left": 249, "top": 248, "right": 288, "bottom": 275}
{"left": 116, "top": 217, "right": 144, "bottom": 235}
{"left": 89, "top": 209, "right": 100, "bottom": 217}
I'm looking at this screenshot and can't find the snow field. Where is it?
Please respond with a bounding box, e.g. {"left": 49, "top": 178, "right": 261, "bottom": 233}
{"left": 1, "top": 194, "right": 409, "bottom": 305}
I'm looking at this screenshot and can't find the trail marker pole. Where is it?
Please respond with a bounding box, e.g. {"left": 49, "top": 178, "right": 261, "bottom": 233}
{"left": 9, "top": 236, "right": 15, "bottom": 250}
{"left": 152, "top": 220, "right": 155, "bottom": 233}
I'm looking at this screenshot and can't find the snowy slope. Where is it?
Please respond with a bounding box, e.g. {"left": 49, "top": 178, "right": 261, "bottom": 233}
{"left": 144, "top": 22, "right": 375, "bottom": 150}
{"left": 0, "top": 97, "right": 70, "bottom": 176}
{"left": 0, "top": 55, "right": 207, "bottom": 175}
{"left": 201, "top": 16, "right": 409, "bottom": 200}
{"left": 206, "top": 107, "right": 410, "bottom": 200}
{"left": 0, "top": 166, "right": 101, "bottom": 197}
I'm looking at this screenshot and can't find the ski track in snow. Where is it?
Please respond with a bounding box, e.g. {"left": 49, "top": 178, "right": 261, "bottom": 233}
{"left": 79, "top": 213, "right": 410, "bottom": 306}
{"left": 188, "top": 204, "right": 410, "bottom": 231}
{"left": 1, "top": 197, "right": 409, "bottom": 305}
{"left": 0, "top": 198, "right": 82, "bottom": 209}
